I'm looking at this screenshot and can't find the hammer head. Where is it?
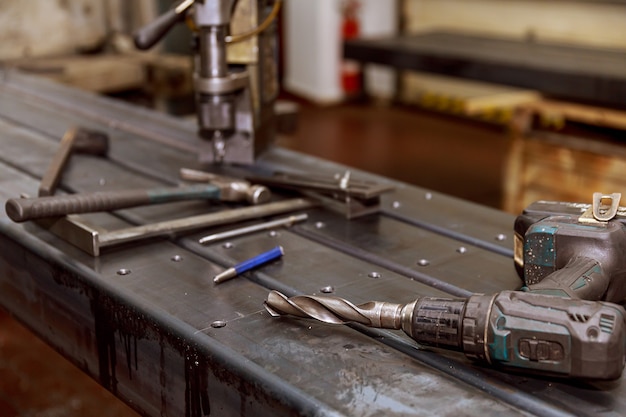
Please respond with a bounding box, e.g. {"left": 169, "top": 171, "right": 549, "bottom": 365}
{"left": 229, "top": 183, "right": 271, "bottom": 205}
{"left": 73, "top": 128, "right": 109, "bottom": 156}
{"left": 179, "top": 168, "right": 271, "bottom": 204}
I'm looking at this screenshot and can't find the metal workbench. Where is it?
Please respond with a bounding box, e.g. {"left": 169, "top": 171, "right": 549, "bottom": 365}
{"left": 0, "top": 69, "right": 624, "bottom": 417}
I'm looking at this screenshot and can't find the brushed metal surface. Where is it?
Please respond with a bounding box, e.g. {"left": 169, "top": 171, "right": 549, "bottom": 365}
{"left": 1, "top": 70, "right": 625, "bottom": 416}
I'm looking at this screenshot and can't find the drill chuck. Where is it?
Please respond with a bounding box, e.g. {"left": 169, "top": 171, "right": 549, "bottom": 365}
{"left": 401, "top": 297, "right": 466, "bottom": 352}
{"left": 266, "top": 290, "right": 626, "bottom": 380}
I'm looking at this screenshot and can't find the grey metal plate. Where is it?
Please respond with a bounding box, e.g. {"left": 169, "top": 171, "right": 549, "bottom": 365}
{"left": 1, "top": 70, "right": 625, "bottom": 417}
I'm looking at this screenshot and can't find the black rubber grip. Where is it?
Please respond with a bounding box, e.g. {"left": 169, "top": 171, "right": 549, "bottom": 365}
{"left": 5, "top": 185, "right": 221, "bottom": 222}
{"left": 410, "top": 297, "right": 466, "bottom": 351}
{"left": 133, "top": 7, "right": 186, "bottom": 50}
{"left": 5, "top": 190, "right": 151, "bottom": 222}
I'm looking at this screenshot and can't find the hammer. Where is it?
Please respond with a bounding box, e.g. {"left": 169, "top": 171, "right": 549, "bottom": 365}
{"left": 6, "top": 184, "right": 254, "bottom": 222}
{"left": 6, "top": 172, "right": 272, "bottom": 223}
{"left": 38, "top": 127, "right": 109, "bottom": 197}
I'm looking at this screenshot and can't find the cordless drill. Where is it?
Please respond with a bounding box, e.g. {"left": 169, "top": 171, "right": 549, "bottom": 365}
{"left": 514, "top": 193, "right": 626, "bottom": 303}
{"left": 265, "top": 193, "right": 626, "bottom": 379}
{"left": 266, "top": 289, "right": 626, "bottom": 380}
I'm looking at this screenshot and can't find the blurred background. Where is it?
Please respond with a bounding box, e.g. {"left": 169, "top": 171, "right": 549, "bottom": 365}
{"left": 1, "top": 0, "right": 625, "bottom": 415}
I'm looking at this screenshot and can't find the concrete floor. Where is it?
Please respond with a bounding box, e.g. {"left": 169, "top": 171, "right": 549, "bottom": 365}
{"left": 0, "top": 310, "right": 139, "bottom": 417}
{"left": 0, "top": 99, "right": 511, "bottom": 416}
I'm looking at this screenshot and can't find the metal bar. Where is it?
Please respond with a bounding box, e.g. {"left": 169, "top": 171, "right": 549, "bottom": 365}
{"left": 247, "top": 173, "right": 395, "bottom": 200}
{"left": 198, "top": 213, "right": 308, "bottom": 244}
{"left": 34, "top": 198, "right": 315, "bottom": 256}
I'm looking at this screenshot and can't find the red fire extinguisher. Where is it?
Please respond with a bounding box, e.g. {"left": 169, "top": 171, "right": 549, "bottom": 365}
{"left": 341, "top": 0, "right": 361, "bottom": 96}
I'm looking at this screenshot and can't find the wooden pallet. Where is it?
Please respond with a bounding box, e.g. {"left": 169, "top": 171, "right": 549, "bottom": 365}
{"left": 503, "top": 100, "right": 626, "bottom": 213}
{"left": 399, "top": 71, "right": 540, "bottom": 123}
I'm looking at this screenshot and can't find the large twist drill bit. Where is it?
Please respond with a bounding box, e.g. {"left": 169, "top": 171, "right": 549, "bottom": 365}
{"left": 264, "top": 290, "right": 626, "bottom": 380}
{"left": 265, "top": 290, "right": 410, "bottom": 328}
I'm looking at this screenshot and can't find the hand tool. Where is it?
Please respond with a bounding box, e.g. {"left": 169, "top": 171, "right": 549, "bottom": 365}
{"left": 265, "top": 289, "right": 626, "bottom": 380}
{"left": 8, "top": 184, "right": 229, "bottom": 223}
{"left": 36, "top": 198, "right": 315, "bottom": 256}
{"left": 246, "top": 171, "right": 395, "bottom": 218}
{"left": 39, "top": 126, "right": 109, "bottom": 197}
{"left": 514, "top": 192, "right": 626, "bottom": 302}
{"left": 214, "top": 246, "right": 284, "bottom": 284}
{"left": 8, "top": 172, "right": 272, "bottom": 223}
{"left": 180, "top": 168, "right": 270, "bottom": 205}
{"left": 198, "top": 213, "right": 308, "bottom": 245}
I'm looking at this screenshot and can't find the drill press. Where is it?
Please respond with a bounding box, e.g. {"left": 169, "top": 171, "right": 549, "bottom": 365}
{"left": 134, "top": 0, "right": 279, "bottom": 164}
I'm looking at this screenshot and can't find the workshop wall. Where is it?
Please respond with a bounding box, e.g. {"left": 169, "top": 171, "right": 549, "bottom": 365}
{"left": 283, "top": 0, "right": 398, "bottom": 104}
{"left": 0, "top": 0, "right": 107, "bottom": 59}
{"left": 0, "top": 0, "right": 158, "bottom": 60}
{"left": 403, "top": 0, "right": 626, "bottom": 50}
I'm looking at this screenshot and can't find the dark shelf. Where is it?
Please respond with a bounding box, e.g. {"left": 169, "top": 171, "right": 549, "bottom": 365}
{"left": 345, "top": 31, "right": 626, "bottom": 107}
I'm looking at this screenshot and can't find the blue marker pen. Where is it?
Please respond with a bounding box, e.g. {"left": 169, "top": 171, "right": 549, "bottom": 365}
{"left": 213, "top": 246, "right": 284, "bottom": 284}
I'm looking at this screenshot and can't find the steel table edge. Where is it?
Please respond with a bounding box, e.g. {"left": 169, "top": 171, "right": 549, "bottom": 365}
{"left": 0, "top": 219, "right": 347, "bottom": 417}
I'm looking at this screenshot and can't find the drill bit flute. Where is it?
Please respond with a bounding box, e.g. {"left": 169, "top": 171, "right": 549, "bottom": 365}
{"left": 265, "top": 290, "right": 626, "bottom": 380}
